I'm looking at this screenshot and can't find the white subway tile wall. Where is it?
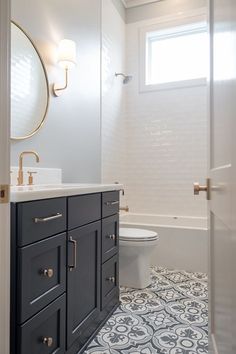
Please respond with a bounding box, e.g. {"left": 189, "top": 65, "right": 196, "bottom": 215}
{"left": 102, "top": 2, "right": 208, "bottom": 217}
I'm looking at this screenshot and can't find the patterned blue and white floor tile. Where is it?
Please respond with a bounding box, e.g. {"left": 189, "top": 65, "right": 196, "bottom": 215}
{"left": 85, "top": 267, "right": 208, "bottom": 354}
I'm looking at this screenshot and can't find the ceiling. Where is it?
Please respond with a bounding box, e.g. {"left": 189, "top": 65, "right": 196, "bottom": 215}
{"left": 122, "top": 0, "right": 163, "bottom": 8}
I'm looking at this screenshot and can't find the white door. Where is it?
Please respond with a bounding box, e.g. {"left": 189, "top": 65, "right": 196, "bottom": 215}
{"left": 0, "top": 0, "right": 11, "bottom": 354}
{"left": 208, "top": 0, "right": 236, "bottom": 353}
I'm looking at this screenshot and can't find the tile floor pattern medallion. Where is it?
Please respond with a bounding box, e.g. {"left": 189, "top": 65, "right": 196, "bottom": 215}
{"left": 85, "top": 267, "right": 208, "bottom": 354}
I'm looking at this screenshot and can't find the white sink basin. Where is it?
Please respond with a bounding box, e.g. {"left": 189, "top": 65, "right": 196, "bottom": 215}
{"left": 10, "top": 183, "right": 123, "bottom": 202}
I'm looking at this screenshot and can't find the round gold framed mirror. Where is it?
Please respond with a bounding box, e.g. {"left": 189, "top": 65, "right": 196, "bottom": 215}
{"left": 11, "top": 21, "right": 50, "bottom": 140}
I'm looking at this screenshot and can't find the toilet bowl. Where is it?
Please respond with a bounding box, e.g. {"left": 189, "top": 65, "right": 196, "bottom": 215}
{"left": 119, "top": 228, "right": 159, "bottom": 289}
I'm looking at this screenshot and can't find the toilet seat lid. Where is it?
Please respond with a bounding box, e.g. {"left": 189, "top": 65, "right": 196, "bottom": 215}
{"left": 119, "top": 228, "right": 159, "bottom": 242}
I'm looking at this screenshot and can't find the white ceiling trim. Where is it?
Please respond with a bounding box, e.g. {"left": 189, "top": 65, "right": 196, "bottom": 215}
{"left": 122, "top": 0, "right": 162, "bottom": 9}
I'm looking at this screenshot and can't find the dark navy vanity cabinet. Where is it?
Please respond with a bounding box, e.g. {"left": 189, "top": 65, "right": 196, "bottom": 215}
{"left": 11, "top": 191, "right": 120, "bottom": 354}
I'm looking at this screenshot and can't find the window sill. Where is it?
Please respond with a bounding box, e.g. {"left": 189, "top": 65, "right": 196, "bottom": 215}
{"left": 140, "top": 78, "right": 207, "bottom": 93}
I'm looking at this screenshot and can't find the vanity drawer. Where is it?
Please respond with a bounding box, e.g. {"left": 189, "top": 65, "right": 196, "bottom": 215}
{"left": 102, "top": 214, "right": 119, "bottom": 263}
{"left": 101, "top": 254, "right": 119, "bottom": 309}
{"left": 68, "top": 193, "right": 101, "bottom": 230}
{"left": 18, "top": 233, "right": 66, "bottom": 323}
{"left": 18, "top": 294, "right": 65, "bottom": 354}
{"left": 102, "top": 191, "right": 120, "bottom": 218}
{"left": 17, "top": 198, "right": 67, "bottom": 246}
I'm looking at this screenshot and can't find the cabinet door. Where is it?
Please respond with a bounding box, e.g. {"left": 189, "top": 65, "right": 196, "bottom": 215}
{"left": 102, "top": 214, "right": 119, "bottom": 263}
{"left": 18, "top": 233, "right": 66, "bottom": 323}
{"left": 17, "top": 198, "right": 67, "bottom": 246}
{"left": 101, "top": 255, "right": 119, "bottom": 309}
{"left": 102, "top": 191, "right": 119, "bottom": 218}
{"left": 68, "top": 193, "right": 101, "bottom": 230}
{"left": 19, "top": 294, "right": 65, "bottom": 354}
{"left": 67, "top": 221, "right": 101, "bottom": 349}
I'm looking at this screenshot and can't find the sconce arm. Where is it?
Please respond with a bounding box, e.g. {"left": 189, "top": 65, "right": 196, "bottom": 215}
{"left": 53, "top": 68, "right": 68, "bottom": 96}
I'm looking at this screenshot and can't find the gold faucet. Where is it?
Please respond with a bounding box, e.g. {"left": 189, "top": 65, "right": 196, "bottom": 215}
{"left": 17, "top": 151, "right": 40, "bottom": 186}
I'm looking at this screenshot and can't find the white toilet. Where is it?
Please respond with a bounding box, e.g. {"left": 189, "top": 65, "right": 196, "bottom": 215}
{"left": 119, "top": 228, "right": 159, "bottom": 289}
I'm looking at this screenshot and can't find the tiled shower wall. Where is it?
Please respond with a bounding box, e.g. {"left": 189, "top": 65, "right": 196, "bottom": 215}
{"left": 102, "top": 1, "right": 208, "bottom": 217}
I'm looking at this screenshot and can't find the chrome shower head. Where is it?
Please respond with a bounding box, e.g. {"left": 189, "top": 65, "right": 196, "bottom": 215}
{"left": 115, "top": 72, "right": 133, "bottom": 85}
{"left": 123, "top": 75, "right": 132, "bottom": 84}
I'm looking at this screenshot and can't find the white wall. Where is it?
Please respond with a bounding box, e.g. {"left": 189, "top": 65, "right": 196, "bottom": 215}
{"left": 11, "top": 0, "right": 101, "bottom": 183}
{"left": 102, "top": 0, "right": 208, "bottom": 218}
{"left": 101, "top": 0, "right": 127, "bottom": 203}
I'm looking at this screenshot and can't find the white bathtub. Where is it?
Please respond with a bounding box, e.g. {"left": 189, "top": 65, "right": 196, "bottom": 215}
{"left": 120, "top": 213, "right": 208, "bottom": 273}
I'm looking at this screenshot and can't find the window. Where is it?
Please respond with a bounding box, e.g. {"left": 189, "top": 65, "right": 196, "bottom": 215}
{"left": 140, "top": 18, "right": 208, "bottom": 91}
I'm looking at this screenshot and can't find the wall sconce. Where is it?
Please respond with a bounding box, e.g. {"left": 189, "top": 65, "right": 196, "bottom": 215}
{"left": 53, "top": 39, "right": 77, "bottom": 97}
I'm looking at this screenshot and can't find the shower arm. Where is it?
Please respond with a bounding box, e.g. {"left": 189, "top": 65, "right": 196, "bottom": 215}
{"left": 115, "top": 72, "right": 132, "bottom": 84}
{"left": 115, "top": 72, "right": 126, "bottom": 78}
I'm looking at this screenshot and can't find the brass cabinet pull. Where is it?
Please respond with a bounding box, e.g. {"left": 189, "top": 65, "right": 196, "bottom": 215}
{"left": 106, "top": 276, "right": 115, "bottom": 283}
{"left": 105, "top": 201, "right": 119, "bottom": 206}
{"left": 34, "top": 213, "right": 63, "bottom": 223}
{"left": 42, "top": 337, "right": 53, "bottom": 347}
{"left": 106, "top": 234, "right": 116, "bottom": 240}
{"left": 42, "top": 268, "right": 54, "bottom": 278}
{"left": 69, "top": 237, "right": 77, "bottom": 271}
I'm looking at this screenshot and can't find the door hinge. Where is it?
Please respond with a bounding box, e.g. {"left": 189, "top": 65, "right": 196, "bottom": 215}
{"left": 0, "top": 184, "right": 10, "bottom": 204}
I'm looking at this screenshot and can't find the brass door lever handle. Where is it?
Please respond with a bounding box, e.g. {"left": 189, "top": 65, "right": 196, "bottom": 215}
{"left": 193, "top": 178, "right": 211, "bottom": 200}
{"left": 193, "top": 183, "right": 207, "bottom": 194}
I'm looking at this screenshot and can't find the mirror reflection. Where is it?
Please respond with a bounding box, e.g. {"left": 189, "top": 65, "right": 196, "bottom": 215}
{"left": 11, "top": 22, "right": 49, "bottom": 140}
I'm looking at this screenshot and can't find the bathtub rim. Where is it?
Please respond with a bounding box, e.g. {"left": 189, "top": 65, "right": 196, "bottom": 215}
{"left": 120, "top": 212, "right": 208, "bottom": 231}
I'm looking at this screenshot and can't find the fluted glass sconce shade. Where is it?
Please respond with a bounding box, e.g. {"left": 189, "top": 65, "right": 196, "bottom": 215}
{"left": 58, "top": 39, "right": 77, "bottom": 69}
{"left": 53, "top": 39, "right": 77, "bottom": 96}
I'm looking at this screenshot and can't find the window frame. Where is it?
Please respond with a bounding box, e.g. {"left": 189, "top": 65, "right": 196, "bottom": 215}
{"left": 139, "top": 11, "right": 208, "bottom": 93}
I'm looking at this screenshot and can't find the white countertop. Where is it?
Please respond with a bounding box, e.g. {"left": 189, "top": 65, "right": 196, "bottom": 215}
{"left": 10, "top": 183, "right": 123, "bottom": 202}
